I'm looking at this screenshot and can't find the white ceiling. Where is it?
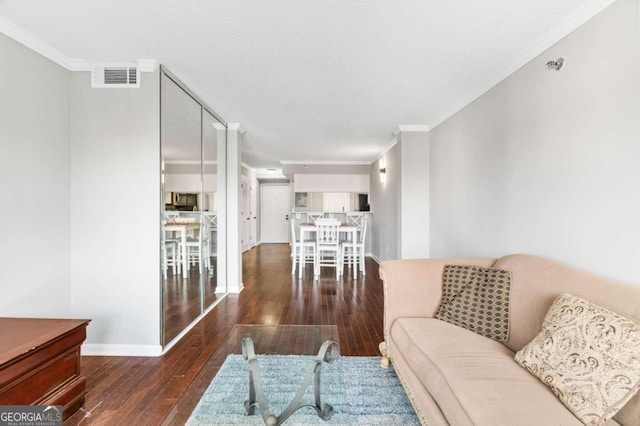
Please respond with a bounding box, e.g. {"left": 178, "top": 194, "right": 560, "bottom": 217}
{"left": 0, "top": 0, "right": 612, "bottom": 168}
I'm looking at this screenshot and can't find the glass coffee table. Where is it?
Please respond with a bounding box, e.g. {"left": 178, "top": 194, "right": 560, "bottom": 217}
{"left": 162, "top": 324, "right": 340, "bottom": 425}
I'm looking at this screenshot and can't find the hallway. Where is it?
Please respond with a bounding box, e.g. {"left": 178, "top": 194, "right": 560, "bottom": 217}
{"left": 67, "top": 244, "right": 384, "bottom": 425}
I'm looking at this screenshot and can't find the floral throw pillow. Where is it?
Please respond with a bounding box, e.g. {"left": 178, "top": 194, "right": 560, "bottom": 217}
{"left": 515, "top": 293, "right": 640, "bottom": 425}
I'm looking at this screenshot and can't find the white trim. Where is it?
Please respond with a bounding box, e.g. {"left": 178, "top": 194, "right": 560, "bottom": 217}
{"left": 280, "top": 160, "right": 371, "bottom": 165}
{"left": 241, "top": 161, "right": 256, "bottom": 171}
{"left": 227, "top": 123, "right": 245, "bottom": 134}
{"left": 82, "top": 344, "right": 163, "bottom": 357}
{"left": 136, "top": 59, "right": 158, "bottom": 72}
{"left": 395, "top": 125, "right": 430, "bottom": 134}
{"left": 260, "top": 182, "right": 291, "bottom": 245}
{"left": 160, "top": 294, "right": 229, "bottom": 354}
{"left": 0, "top": 17, "right": 158, "bottom": 73}
{"left": 162, "top": 323, "right": 196, "bottom": 354}
{"left": 371, "top": 138, "right": 398, "bottom": 164}
{"left": 0, "top": 16, "right": 90, "bottom": 71}
{"left": 228, "top": 281, "right": 244, "bottom": 293}
{"left": 66, "top": 58, "right": 91, "bottom": 72}
{"left": 226, "top": 126, "right": 243, "bottom": 292}
{"left": 428, "top": 0, "right": 617, "bottom": 129}
{"left": 369, "top": 254, "right": 382, "bottom": 264}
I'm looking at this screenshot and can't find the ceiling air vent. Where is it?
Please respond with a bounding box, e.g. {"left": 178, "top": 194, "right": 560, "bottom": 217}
{"left": 91, "top": 64, "right": 140, "bottom": 88}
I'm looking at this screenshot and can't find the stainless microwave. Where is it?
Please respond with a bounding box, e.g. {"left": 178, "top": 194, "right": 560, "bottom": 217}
{"left": 171, "top": 192, "right": 198, "bottom": 208}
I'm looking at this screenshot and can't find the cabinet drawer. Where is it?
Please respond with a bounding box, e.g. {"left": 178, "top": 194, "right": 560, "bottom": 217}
{"left": 0, "top": 349, "right": 80, "bottom": 404}
{"left": 0, "top": 326, "right": 85, "bottom": 388}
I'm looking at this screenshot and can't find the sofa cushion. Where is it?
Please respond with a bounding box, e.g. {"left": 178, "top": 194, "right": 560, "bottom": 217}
{"left": 515, "top": 293, "right": 640, "bottom": 426}
{"left": 435, "top": 264, "right": 511, "bottom": 342}
{"left": 390, "top": 317, "right": 621, "bottom": 426}
{"left": 492, "top": 254, "right": 640, "bottom": 424}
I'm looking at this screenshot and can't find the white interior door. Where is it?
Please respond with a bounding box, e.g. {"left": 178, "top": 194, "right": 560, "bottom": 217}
{"left": 261, "top": 184, "right": 290, "bottom": 243}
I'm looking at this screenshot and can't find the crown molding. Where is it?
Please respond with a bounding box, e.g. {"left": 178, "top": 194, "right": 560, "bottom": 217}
{"left": 428, "top": 0, "right": 617, "bottom": 129}
{"left": 1, "top": 17, "right": 157, "bottom": 73}
{"left": 66, "top": 58, "right": 91, "bottom": 71}
{"left": 0, "top": 16, "right": 90, "bottom": 70}
{"left": 136, "top": 59, "right": 157, "bottom": 72}
{"left": 394, "top": 125, "right": 430, "bottom": 134}
{"left": 280, "top": 160, "right": 371, "bottom": 165}
{"left": 371, "top": 138, "right": 398, "bottom": 164}
{"left": 227, "top": 123, "right": 245, "bottom": 134}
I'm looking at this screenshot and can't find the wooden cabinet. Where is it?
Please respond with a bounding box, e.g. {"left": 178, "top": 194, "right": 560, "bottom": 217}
{"left": 0, "top": 318, "right": 90, "bottom": 419}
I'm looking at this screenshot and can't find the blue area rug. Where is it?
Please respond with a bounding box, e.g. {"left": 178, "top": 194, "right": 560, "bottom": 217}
{"left": 187, "top": 355, "right": 420, "bottom": 425}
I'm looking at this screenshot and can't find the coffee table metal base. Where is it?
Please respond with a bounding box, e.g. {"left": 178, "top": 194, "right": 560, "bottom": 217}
{"left": 242, "top": 337, "right": 340, "bottom": 426}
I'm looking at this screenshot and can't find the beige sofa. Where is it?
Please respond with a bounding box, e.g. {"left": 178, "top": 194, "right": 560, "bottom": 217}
{"left": 379, "top": 254, "right": 640, "bottom": 425}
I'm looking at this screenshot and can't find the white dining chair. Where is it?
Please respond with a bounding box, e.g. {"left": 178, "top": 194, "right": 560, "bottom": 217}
{"left": 163, "top": 210, "right": 180, "bottom": 224}
{"left": 186, "top": 220, "right": 211, "bottom": 274}
{"left": 307, "top": 212, "right": 325, "bottom": 224}
{"left": 162, "top": 238, "right": 180, "bottom": 279}
{"left": 203, "top": 212, "right": 217, "bottom": 270}
{"left": 346, "top": 213, "right": 363, "bottom": 226}
{"left": 314, "top": 219, "right": 341, "bottom": 280}
{"left": 162, "top": 212, "right": 182, "bottom": 279}
{"left": 341, "top": 218, "right": 368, "bottom": 277}
{"left": 290, "top": 219, "right": 316, "bottom": 275}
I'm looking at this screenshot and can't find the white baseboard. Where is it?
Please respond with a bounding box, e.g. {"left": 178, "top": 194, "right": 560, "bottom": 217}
{"left": 83, "top": 294, "right": 231, "bottom": 357}
{"left": 368, "top": 253, "right": 381, "bottom": 264}
{"left": 82, "top": 343, "right": 163, "bottom": 357}
{"left": 228, "top": 282, "right": 244, "bottom": 294}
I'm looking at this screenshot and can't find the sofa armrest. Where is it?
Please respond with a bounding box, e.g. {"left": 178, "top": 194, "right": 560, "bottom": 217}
{"left": 379, "top": 258, "right": 496, "bottom": 343}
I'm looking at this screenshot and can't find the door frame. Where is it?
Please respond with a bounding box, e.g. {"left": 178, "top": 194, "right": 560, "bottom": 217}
{"left": 241, "top": 175, "right": 251, "bottom": 252}
{"left": 260, "top": 182, "right": 291, "bottom": 243}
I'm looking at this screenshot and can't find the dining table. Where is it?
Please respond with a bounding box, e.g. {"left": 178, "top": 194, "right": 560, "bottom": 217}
{"left": 297, "top": 223, "right": 360, "bottom": 279}
{"left": 164, "top": 222, "right": 200, "bottom": 278}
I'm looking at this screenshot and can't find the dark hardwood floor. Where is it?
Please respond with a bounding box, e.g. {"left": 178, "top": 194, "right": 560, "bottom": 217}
{"left": 163, "top": 257, "right": 221, "bottom": 344}
{"left": 66, "top": 244, "right": 384, "bottom": 425}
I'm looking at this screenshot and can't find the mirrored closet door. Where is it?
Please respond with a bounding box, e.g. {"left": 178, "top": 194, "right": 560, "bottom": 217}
{"left": 160, "top": 67, "right": 227, "bottom": 346}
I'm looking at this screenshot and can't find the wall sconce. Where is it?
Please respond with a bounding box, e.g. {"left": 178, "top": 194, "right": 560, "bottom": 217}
{"left": 379, "top": 159, "right": 386, "bottom": 183}
{"left": 546, "top": 57, "right": 564, "bottom": 71}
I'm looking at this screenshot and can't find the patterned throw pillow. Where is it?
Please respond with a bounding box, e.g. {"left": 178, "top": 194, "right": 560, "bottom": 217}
{"left": 515, "top": 293, "right": 640, "bottom": 426}
{"left": 434, "top": 265, "right": 511, "bottom": 343}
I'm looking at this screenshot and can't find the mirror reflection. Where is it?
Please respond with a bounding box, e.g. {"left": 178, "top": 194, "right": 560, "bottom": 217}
{"left": 160, "top": 69, "right": 225, "bottom": 346}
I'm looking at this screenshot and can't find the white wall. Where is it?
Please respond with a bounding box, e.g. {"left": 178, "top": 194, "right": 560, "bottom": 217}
{"left": 430, "top": 0, "right": 640, "bottom": 286}
{"left": 369, "top": 143, "right": 401, "bottom": 262}
{"left": 0, "top": 33, "right": 72, "bottom": 316}
{"left": 399, "top": 131, "right": 430, "bottom": 259}
{"left": 293, "top": 174, "right": 369, "bottom": 193}
{"left": 70, "top": 71, "right": 161, "bottom": 353}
